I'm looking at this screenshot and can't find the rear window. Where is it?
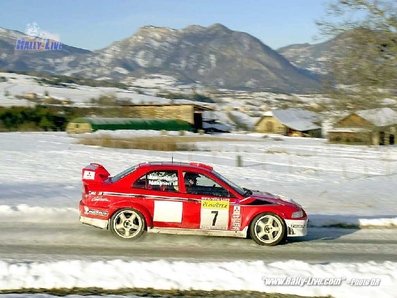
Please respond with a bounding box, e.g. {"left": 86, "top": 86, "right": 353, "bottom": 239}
{"left": 110, "top": 165, "right": 137, "bottom": 183}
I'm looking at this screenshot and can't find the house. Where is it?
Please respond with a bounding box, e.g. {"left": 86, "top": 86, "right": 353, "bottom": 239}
{"left": 255, "top": 108, "right": 322, "bottom": 137}
{"left": 66, "top": 117, "right": 193, "bottom": 134}
{"left": 119, "top": 103, "right": 213, "bottom": 131}
{"left": 66, "top": 103, "right": 213, "bottom": 133}
{"left": 328, "top": 108, "right": 397, "bottom": 145}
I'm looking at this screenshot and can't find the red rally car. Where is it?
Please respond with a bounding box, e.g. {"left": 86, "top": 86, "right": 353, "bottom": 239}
{"left": 79, "top": 162, "right": 308, "bottom": 246}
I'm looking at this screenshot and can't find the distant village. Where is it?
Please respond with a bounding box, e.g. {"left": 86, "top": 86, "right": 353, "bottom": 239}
{"left": 1, "top": 72, "right": 397, "bottom": 146}
{"left": 66, "top": 102, "right": 397, "bottom": 146}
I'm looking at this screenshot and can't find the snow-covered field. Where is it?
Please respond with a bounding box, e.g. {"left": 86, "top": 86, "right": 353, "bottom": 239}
{"left": 0, "top": 72, "right": 171, "bottom": 106}
{"left": 1, "top": 132, "right": 397, "bottom": 297}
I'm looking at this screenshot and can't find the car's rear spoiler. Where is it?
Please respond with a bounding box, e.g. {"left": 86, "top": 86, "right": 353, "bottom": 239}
{"left": 82, "top": 163, "right": 110, "bottom": 189}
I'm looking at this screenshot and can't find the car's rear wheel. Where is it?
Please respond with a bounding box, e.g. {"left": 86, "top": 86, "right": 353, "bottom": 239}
{"left": 110, "top": 208, "right": 145, "bottom": 239}
{"left": 250, "top": 213, "right": 286, "bottom": 246}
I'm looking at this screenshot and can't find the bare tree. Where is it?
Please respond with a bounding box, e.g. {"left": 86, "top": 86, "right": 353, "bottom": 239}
{"left": 318, "top": 0, "right": 397, "bottom": 110}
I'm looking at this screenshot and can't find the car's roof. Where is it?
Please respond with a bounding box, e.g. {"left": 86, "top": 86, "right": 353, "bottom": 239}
{"left": 136, "top": 161, "right": 214, "bottom": 171}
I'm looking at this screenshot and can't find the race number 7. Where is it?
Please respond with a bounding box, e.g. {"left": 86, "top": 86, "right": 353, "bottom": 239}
{"left": 211, "top": 211, "right": 219, "bottom": 226}
{"left": 200, "top": 199, "right": 229, "bottom": 230}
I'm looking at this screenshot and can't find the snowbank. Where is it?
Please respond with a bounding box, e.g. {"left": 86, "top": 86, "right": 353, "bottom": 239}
{"left": 0, "top": 259, "right": 395, "bottom": 298}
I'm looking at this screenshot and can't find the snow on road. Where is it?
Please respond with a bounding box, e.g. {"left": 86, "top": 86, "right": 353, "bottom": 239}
{"left": 1, "top": 132, "right": 397, "bottom": 298}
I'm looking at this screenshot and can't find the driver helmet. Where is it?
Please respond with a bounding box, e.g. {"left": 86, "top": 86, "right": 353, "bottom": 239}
{"left": 184, "top": 173, "right": 199, "bottom": 184}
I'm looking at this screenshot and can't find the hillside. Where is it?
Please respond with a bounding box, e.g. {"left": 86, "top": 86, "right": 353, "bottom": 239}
{"left": 0, "top": 24, "right": 320, "bottom": 93}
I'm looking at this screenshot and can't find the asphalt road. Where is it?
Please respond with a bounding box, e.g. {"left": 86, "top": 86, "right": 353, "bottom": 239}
{"left": 0, "top": 222, "right": 396, "bottom": 263}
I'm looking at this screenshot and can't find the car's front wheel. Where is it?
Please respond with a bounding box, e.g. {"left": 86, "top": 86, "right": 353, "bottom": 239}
{"left": 250, "top": 213, "right": 286, "bottom": 246}
{"left": 110, "top": 208, "right": 145, "bottom": 240}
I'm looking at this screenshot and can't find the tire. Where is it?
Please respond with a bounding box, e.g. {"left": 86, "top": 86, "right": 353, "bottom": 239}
{"left": 110, "top": 208, "right": 146, "bottom": 240}
{"left": 250, "top": 213, "right": 286, "bottom": 246}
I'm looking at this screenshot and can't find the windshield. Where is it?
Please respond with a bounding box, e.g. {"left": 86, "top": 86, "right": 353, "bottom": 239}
{"left": 110, "top": 165, "right": 137, "bottom": 183}
{"left": 212, "top": 170, "right": 248, "bottom": 197}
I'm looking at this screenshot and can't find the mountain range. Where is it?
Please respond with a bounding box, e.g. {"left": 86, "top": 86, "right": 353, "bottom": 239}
{"left": 0, "top": 24, "right": 337, "bottom": 93}
{"left": 278, "top": 32, "right": 350, "bottom": 76}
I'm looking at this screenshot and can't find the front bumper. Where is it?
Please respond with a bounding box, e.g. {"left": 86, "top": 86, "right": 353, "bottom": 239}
{"left": 284, "top": 218, "right": 308, "bottom": 237}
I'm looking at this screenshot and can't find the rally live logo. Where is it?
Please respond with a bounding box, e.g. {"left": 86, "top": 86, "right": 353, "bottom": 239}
{"left": 15, "top": 22, "right": 62, "bottom": 51}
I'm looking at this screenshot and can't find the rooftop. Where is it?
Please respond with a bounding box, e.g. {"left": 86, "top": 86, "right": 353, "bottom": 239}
{"left": 355, "top": 108, "right": 397, "bottom": 127}
{"left": 265, "top": 108, "right": 321, "bottom": 131}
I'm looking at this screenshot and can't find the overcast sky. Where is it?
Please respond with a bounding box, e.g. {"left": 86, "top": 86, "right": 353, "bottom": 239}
{"left": 0, "top": 0, "right": 330, "bottom": 50}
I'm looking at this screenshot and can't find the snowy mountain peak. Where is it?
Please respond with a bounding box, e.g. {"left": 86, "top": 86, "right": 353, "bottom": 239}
{"left": 134, "top": 25, "right": 178, "bottom": 38}
{"left": 208, "top": 23, "right": 231, "bottom": 32}
{"left": 183, "top": 24, "right": 206, "bottom": 33}
{"left": 0, "top": 23, "right": 320, "bottom": 92}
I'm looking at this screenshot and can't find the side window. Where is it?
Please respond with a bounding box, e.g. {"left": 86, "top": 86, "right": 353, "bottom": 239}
{"left": 133, "top": 170, "right": 179, "bottom": 192}
{"left": 184, "top": 172, "right": 230, "bottom": 197}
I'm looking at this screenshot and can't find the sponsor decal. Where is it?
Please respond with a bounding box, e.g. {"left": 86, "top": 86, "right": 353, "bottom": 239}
{"left": 147, "top": 173, "right": 177, "bottom": 181}
{"left": 148, "top": 180, "right": 175, "bottom": 186}
{"left": 84, "top": 206, "right": 108, "bottom": 217}
{"left": 91, "top": 196, "right": 110, "bottom": 202}
{"left": 201, "top": 199, "right": 229, "bottom": 210}
{"left": 83, "top": 170, "right": 95, "bottom": 180}
{"left": 143, "top": 171, "right": 179, "bottom": 188}
{"left": 231, "top": 205, "right": 241, "bottom": 231}
{"left": 15, "top": 22, "right": 63, "bottom": 51}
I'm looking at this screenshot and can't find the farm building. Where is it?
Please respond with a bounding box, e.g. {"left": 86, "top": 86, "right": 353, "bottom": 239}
{"left": 255, "top": 108, "right": 322, "bottom": 137}
{"left": 66, "top": 117, "right": 192, "bottom": 134}
{"left": 120, "top": 103, "right": 213, "bottom": 131}
{"left": 328, "top": 108, "right": 397, "bottom": 145}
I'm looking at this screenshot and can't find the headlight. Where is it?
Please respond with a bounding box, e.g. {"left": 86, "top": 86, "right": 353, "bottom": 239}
{"left": 291, "top": 210, "right": 304, "bottom": 218}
